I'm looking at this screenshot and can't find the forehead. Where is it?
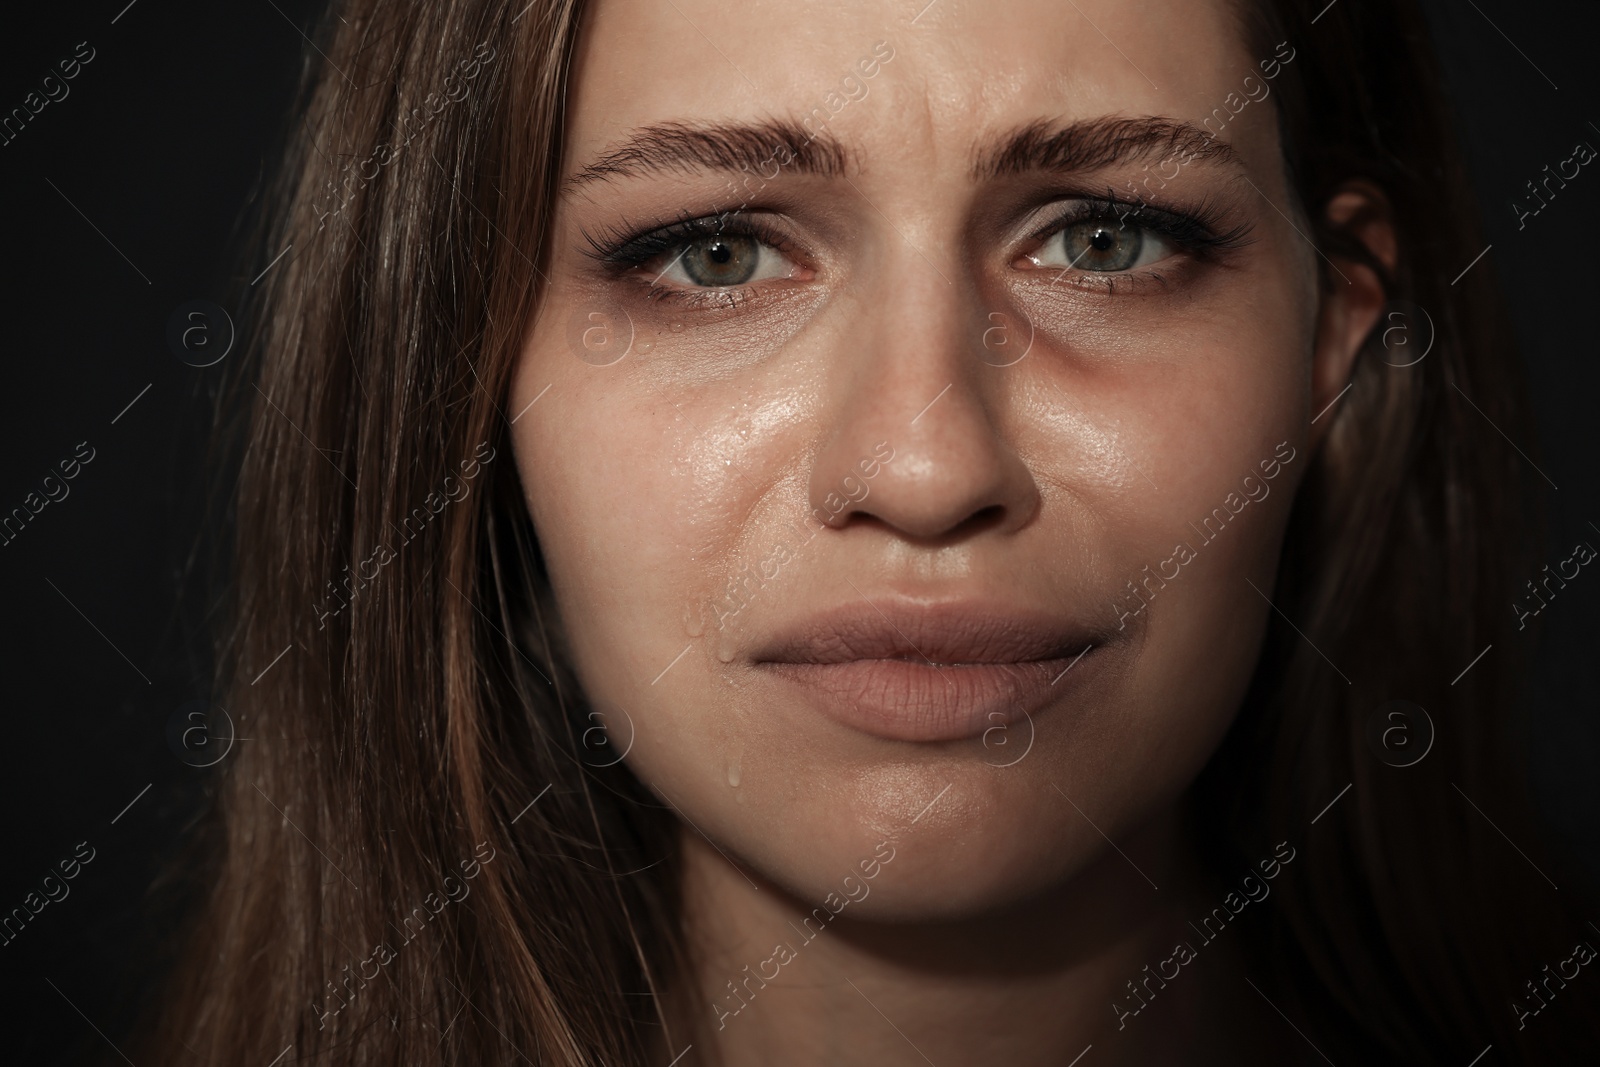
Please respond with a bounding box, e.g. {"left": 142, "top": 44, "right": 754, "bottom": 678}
{"left": 564, "top": 0, "right": 1260, "bottom": 168}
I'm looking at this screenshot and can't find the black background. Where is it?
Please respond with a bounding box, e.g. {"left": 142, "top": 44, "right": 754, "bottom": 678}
{"left": 1, "top": 1, "right": 1596, "bottom": 1063}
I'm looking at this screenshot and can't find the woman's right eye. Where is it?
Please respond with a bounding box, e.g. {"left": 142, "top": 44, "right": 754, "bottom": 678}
{"left": 649, "top": 233, "right": 800, "bottom": 289}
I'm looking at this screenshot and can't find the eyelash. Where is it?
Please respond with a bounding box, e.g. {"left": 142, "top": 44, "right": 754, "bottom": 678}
{"left": 581, "top": 212, "right": 803, "bottom": 309}
{"left": 580, "top": 194, "right": 1251, "bottom": 307}
{"left": 1015, "top": 193, "right": 1253, "bottom": 294}
{"left": 1028, "top": 192, "right": 1251, "bottom": 258}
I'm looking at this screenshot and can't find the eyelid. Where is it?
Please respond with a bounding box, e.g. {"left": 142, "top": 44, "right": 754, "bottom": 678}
{"left": 1019, "top": 194, "right": 1252, "bottom": 258}
{"left": 640, "top": 281, "right": 762, "bottom": 311}
{"left": 581, "top": 211, "right": 810, "bottom": 273}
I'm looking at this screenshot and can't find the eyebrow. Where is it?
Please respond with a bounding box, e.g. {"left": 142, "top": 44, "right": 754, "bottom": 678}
{"left": 563, "top": 114, "right": 1243, "bottom": 192}
{"left": 566, "top": 119, "right": 851, "bottom": 189}
{"left": 972, "top": 116, "right": 1243, "bottom": 180}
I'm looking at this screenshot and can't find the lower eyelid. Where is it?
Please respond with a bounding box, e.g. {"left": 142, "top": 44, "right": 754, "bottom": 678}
{"left": 639, "top": 277, "right": 810, "bottom": 311}
{"left": 648, "top": 285, "right": 754, "bottom": 310}
{"left": 1010, "top": 252, "right": 1191, "bottom": 291}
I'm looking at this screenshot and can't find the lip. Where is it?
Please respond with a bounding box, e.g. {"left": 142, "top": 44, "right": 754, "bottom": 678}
{"left": 751, "top": 600, "right": 1106, "bottom": 742}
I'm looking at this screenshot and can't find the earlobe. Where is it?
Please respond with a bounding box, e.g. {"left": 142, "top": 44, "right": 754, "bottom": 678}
{"left": 1310, "top": 184, "right": 1397, "bottom": 446}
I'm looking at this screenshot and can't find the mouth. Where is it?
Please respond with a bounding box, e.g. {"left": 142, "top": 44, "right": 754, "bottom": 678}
{"left": 750, "top": 599, "right": 1107, "bottom": 742}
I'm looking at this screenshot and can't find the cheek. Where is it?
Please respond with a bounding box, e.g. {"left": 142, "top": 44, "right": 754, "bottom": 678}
{"left": 508, "top": 306, "right": 816, "bottom": 786}
{"left": 512, "top": 359, "right": 701, "bottom": 643}
{"left": 1009, "top": 269, "right": 1311, "bottom": 822}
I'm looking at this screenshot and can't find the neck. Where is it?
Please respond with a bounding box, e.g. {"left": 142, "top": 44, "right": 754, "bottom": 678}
{"left": 672, "top": 802, "right": 1285, "bottom": 1066}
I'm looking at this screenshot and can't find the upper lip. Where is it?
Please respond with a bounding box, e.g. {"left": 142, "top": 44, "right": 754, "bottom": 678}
{"left": 751, "top": 598, "right": 1102, "bottom": 666}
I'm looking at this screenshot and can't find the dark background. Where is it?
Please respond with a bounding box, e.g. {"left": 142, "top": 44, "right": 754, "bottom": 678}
{"left": 0, "top": 1, "right": 1596, "bottom": 1062}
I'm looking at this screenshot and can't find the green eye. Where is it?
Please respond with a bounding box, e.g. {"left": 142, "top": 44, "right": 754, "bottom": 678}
{"left": 680, "top": 235, "right": 761, "bottom": 286}
{"left": 655, "top": 232, "right": 799, "bottom": 289}
{"left": 1031, "top": 219, "right": 1174, "bottom": 273}
{"left": 1063, "top": 222, "right": 1142, "bottom": 271}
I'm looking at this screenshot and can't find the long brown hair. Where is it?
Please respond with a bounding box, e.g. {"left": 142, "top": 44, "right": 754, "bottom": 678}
{"left": 137, "top": 0, "right": 1598, "bottom": 1063}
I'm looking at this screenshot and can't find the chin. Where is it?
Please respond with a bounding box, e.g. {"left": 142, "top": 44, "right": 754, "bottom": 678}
{"left": 697, "top": 747, "right": 1159, "bottom": 924}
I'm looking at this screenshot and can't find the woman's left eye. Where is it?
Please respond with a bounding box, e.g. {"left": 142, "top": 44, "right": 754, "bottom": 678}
{"left": 1026, "top": 218, "right": 1175, "bottom": 273}
{"left": 652, "top": 234, "right": 798, "bottom": 288}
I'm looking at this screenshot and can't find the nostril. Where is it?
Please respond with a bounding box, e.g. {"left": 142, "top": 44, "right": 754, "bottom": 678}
{"left": 953, "top": 504, "right": 1008, "bottom": 537}
{"left": 823, "top": 504, "right": 1007, "bottom": 543}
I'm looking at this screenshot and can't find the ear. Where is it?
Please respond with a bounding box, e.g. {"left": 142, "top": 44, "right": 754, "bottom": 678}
{"left": 1310, "top": 182, "right": 1397, "bottom": 448}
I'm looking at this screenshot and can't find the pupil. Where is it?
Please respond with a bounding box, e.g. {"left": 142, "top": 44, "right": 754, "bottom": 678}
{"left": 681, "top": 234, "right": 757, "bottom": 286}
{"left": 1063, "top": 219, "right": 1142, "bottom": 272}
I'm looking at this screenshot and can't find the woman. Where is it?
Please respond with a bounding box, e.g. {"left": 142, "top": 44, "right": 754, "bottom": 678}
{"left": 138, "top": 0, "right": 1599, "bottom": 1063}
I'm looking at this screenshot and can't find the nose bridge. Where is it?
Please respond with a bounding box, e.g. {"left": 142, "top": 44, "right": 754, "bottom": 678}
{"left": 805, "top": 242, "right": 1040, "bottom": 541}
{"left": 858, "top": 254, "right": 973, "bottom": 422}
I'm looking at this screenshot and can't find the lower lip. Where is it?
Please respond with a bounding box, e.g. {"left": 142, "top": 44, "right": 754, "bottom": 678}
{"left": 756, "top": 649, "right": 1095, "bottom": 742}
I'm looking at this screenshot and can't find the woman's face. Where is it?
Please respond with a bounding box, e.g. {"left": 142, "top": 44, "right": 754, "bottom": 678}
{"left": 512, "top": 0, "right": 1341, "bottom": 918}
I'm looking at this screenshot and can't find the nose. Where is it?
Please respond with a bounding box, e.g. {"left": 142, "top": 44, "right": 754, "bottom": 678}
{"left": 805, "top": 267, "right": 1041, "bottom": 543}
